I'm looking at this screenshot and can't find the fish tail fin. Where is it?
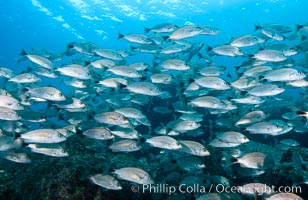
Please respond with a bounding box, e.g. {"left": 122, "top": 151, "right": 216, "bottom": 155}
{"left": 254, "top": 22, "right": 262, "bottom": 31}
{"left": 296, "top": 110, "right": 308, "bottom": 117}
{"left": 118, "top": 82, "right": 126, "bottom": 90}
{"left": 129, "top": 45, "right": 138, "bottom": 53}
{"left": 206, "top": 45, "right": 213, "bottom": 51}
{"left": 253, "top": 189, "right": 264, "bottom": 200}
{"left": 295, "top": 24, "right": 304, "bottom": 32}
{"left": 20, "top": 48, "right": 27, "bottom": 56}
{"left": 235, "top": 65, "right": 241, "bottom": 71}
{"left": 222, "top": 151, "right": 238, "bottom": 166}
{"left": 248, "top": 54, "right": 255, "bottom": 59}
{"left": 84, "top": 60, "right": 91, "bottom": 67}
{"left": 117, "top": 32, "right": 125, "bottom": 40}
{"left": 22, "top": 87, "right": 30, "bottom": 94}
{"left": 162, "top": 35, "right": 170, "bottom": 41}
{"left": 144, "top": 26, "right": 151, "bottom": 33}
{"left": 299, "top": 34, "right": 307, "bottom": 42}
{"left": 67, "top": 42, "right": 75, "bottom": 49}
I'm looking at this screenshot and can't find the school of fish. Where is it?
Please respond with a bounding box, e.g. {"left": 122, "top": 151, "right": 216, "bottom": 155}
{"left": 1, "top": 22, "right": 308, "bottom": 200}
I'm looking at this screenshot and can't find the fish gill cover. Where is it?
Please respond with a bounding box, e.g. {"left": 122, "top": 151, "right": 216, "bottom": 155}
{"left": 0, "top": 0, "right": 308, "bottom": 200}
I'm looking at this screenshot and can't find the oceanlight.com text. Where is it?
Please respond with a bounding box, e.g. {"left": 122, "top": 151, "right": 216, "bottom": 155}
{"left": 130, "top": 183, "right": 302, "bottom": 195}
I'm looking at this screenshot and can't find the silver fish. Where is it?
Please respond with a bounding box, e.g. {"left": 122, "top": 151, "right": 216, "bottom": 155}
{"left": 33, "top": 67, "right": 58, "bottom": 78}
{"left": 82, "top": 127, "right": 114, "bottom": 140}
{"left": 110, "top": 127, "right": 140, "bottom": 139}
{"left": 93, "top": 49, "right": 123, "bottom": 60}
{"left": 235, "top": 110, "right": 268, "bottom": 126}
{"left": 189, "top": 96, "right": 226, "bottom": 109}
{"left": 286, "top": 79, "right": 308, "bottom": 87}
{"left": 9, "top": 73, "right": 41, "bottom": 84}
{"left": 231, "top": 152, "right": 274, "bottom": 169}
{"left": 209, "top": 139, "right": 244, "bottom": 148}
{"left": 22, "top": 50, "right": 53, "bottom": 69}
{"left": 231, "top": 95, "right": 264, "bottom": 105}
{"left": 211, "top": 45, "right": 244, "bottom": 57}
{"left": 146, "top": 136, "right": 182, "bottom": 150}
{"left": 248, "top": 84, "right": 285, "bottom": 96}
{"left": 169, "top": 25, "right": 203, "bottom": 40}
{"left": 28, "top": 144, "right": 68, "bottom": 157}
{"left": 173, "top": 120, "right": 201, "bottom": 133}
{"left": 216, "top": 131, "right": 249, "bottom": 144}
{"left": 160, "top": 44, "right": 190, "bottom": 54}
{"left": 253, "top": 50, "right": 286, "bottom": 62}
{"left": 56, "top": 64, "right": 91, "bottom": 80}
{"left": 246, "top": 121, "right": 283, "bottom": 135}
{"left": 94, "top": 112, "right": 130, "bottom": 126}
{"left": 21, "top": 129, "right": 67, "bottom": 143}
{"left": 263, "top": 68, "right": 305, "bottom": 82}
{"left": 199, "top": 66, "right": 224, "bottom": 77}
{"left": 150, "top": 73, "right": 173, "bottom": 84}
{"left": 0, "top": 136, "right": 22, "bottom": 151}
{"left": 27, "top": 86, "right": 66, "bottom": 101}
{"left": 1, "top": 152, "right": 31, "bottom": 163}
{"left": 178, "top": 140, "right": 210, "bottom": 156}
{"left": 242, "top": 66, "right": 273, "bottom": 77}
{"left": 126, "top": 82, "right": 162, "bottom": 96}
{"left": 118, "top": 33, "right": 153, "bottom": 44}
{"left": 160, "top": 59, "right": 190, "bottom": 71}
{"left": 113, "top": 167, "right": 154, "bottom": 185}
{"left": 0, "top": 95, "right": 24, "bottom": 110}
{"left": 0, "top": 107, "right": 21, "bottom": 121}
{"left": 98, "top": 78, "right": 128, "bottom": 89}
{"left": 0, "top": 67, "right": 15, "bottom": 78}
{"left": 265, "top": 192, "right": 303, "bottom": 200}
{"left": 195, "top": 76, "right": 230, "bottom": 90}
{"left": 231, "top": 77, "right": 260, "bottom": 90}
{"left": 109, "top": 139, "right": 141, "bottom": 152}
{"left": 129, "top": 62, "right": 149, "bottom": 71}
{"left": 230, "top": 34, "right": 265, "bottom": 47}
{"left": 260, "top": 27, "right": 285, "bottom": 41}
{"left": 90, "top": 174, "right": 122, "bottom": 190}
{"left": 90, "top": 59, "right": 115, "bottom": 69}
{"left": 200, "top": 25, "right": 219, "bottom": 35}
{"left": 107, "top": 66, "right": 142, "bottom": 78}
{"left": 145, "top": 23, "right": 178, "bottom": 33}
{"left": 114, "top": 107, "right": 145, "bottom": 119}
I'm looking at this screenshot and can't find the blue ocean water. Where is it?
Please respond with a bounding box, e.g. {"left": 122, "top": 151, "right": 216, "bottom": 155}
{"left": 1, "top": 1, "right": 308, "bottom": 200}
{"left": 1, "top": 0, "right": 308, "bottom": 68}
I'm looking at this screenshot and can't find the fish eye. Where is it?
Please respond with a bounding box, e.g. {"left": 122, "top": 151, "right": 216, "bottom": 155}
{"left": 59, "top": 93, "right": 63, "bottom": 96}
